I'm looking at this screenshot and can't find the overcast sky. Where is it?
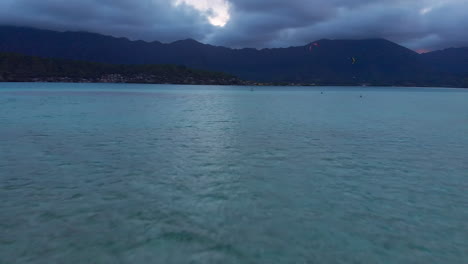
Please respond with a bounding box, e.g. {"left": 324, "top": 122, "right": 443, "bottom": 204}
{"left": 0, "top": 0, "right": 467, "bottom": 51}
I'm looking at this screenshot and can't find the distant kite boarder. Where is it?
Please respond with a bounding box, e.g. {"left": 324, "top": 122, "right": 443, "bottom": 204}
{"left": 309, "top": 42, "right": 320, "bottom": 51}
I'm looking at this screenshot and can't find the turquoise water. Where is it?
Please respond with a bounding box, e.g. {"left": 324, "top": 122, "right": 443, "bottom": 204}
{"left": 1, "top": 83, "right": 467, "bottom": 264}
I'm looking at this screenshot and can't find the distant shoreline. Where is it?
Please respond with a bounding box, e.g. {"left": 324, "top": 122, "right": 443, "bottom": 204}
{"left": 1, "top": 81, "right": 466, "bottom": 89}
{"left": 2, "top": 51, "right": 467, "bottom": 89}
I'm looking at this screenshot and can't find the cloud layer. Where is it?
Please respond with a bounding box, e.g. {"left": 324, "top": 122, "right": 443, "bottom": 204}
{"left": 0, "top": 0, "right": 467, "bottom": 51}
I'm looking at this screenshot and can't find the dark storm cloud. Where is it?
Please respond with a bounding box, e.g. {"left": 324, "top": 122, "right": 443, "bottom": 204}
{"left": 209, "top": 0, "right": 468, "bottom": 50}
{"left": 0, "top": 0, "right": 214, "bottom": 42}
{"left": 0, "top": 0, "right": 467, "bottom": 50}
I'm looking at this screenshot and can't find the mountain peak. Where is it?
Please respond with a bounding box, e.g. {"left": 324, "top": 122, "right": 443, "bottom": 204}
{"left": 170, "top": 38, "right": 202, "bottom": 45}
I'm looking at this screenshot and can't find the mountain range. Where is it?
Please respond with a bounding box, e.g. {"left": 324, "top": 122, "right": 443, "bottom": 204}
{"left": 0, "top": 25, "right": 467, "bottom": 87}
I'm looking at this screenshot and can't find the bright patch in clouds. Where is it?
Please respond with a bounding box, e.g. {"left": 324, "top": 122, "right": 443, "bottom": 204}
{"left": 420, "top": 0, "right": 462, "bottom": 15}
{"left": 420, "top": 7, "right": 433, "bottom": 14}
{"left": 174, "top": 0, "right": 231, "bottom": 27}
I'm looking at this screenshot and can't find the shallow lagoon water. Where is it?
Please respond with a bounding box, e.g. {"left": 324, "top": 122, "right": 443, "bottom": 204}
{"left": 1, "top": 83, "right": 467, "bottom": 263}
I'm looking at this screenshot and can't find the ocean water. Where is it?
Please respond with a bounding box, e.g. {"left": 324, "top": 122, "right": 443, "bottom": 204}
{"left": 0, "top": 83, "right": 467, "bottom": 264}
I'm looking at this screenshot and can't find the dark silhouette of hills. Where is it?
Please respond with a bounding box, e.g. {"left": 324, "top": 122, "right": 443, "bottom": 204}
{"left": 0, "top": 25, "right": 467, "bottom": 87}
{"left": 421, "top": 48, "right": 468, "bottom": 74}
{"left": 0, "top": 52, "right": 244, "bottom": 85}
